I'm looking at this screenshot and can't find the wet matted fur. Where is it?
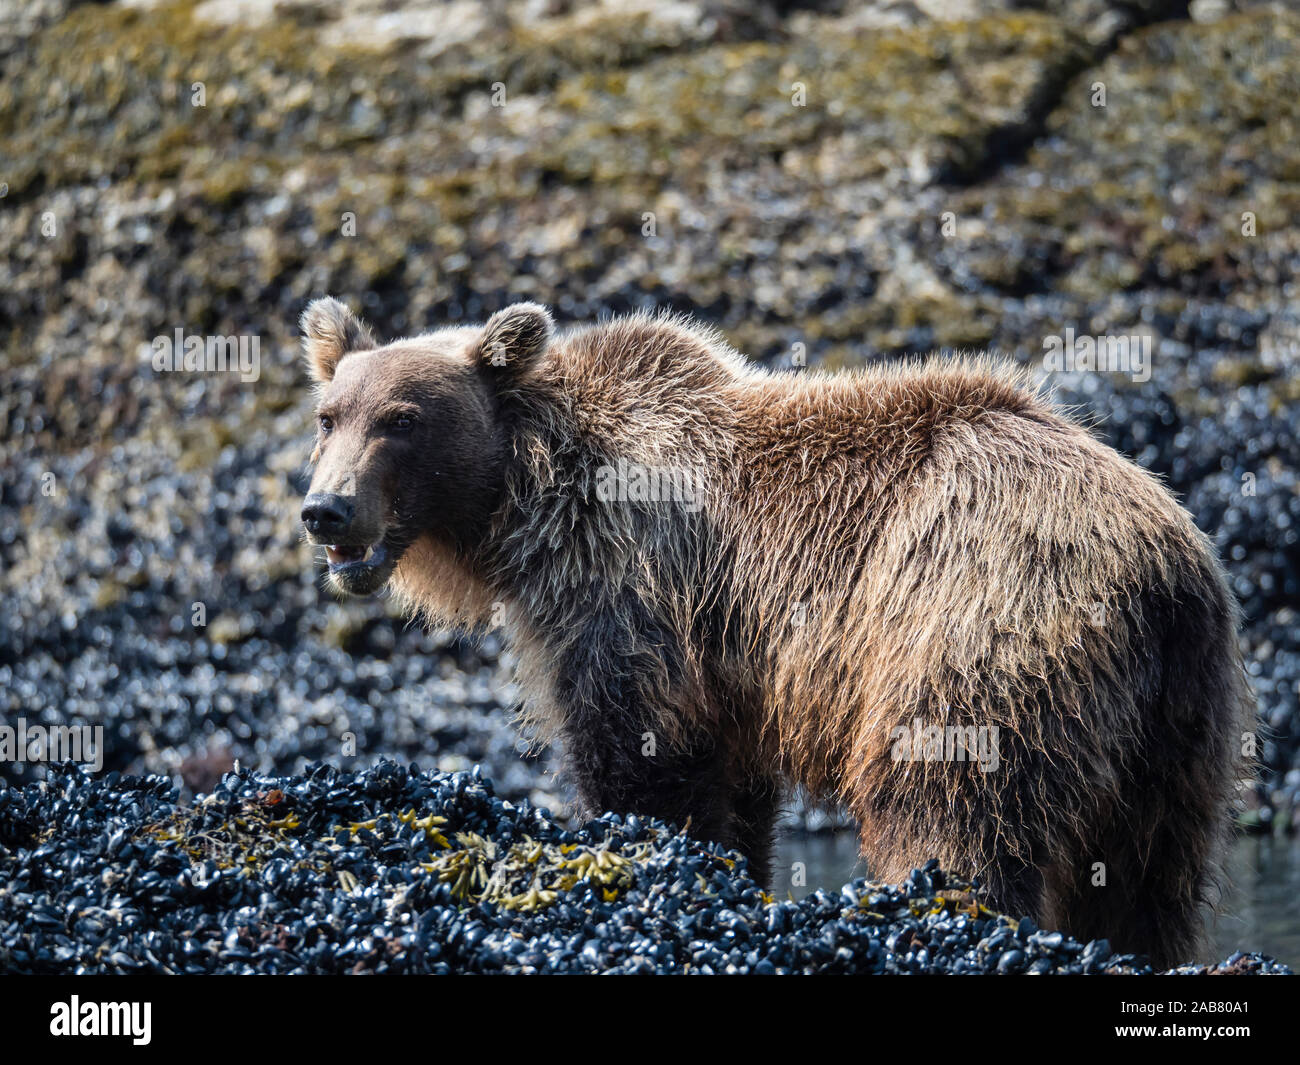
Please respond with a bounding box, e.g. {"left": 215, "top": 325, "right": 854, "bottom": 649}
{"left": 300, "top": 299, "right": 1254, "bottom": 968}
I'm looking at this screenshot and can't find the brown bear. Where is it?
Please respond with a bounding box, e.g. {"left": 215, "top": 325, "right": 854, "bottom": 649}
{"left": 298, "top": 296, "right": 1252, "bottom": 968}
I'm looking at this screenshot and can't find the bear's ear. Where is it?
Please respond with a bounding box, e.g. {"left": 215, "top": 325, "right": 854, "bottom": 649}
{"left": 476, "top": 302, "right": 553, "bottom": 375}
{"left": 300, "top": 297, "right": 377, "bottom": 384}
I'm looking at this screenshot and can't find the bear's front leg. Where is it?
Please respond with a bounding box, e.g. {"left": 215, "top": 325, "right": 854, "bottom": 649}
{"left": 730, "top": 775, "right": 782, "bottom": 887}
{"left": 551, "top": 596, "right": 735, "bottom": 847}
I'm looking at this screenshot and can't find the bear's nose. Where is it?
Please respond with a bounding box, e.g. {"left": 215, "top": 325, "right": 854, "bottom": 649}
{"left": 302, "top": 493, "right": 354, "bottom": 538}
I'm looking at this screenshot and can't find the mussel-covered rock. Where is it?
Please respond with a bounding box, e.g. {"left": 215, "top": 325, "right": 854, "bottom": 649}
{"left": 0, "top": 763, "right": 1290, "bottom": 975}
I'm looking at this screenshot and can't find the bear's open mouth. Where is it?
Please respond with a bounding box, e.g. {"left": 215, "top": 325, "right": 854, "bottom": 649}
{"left": 325, "top": 542, "right": 387, "bottom": 571}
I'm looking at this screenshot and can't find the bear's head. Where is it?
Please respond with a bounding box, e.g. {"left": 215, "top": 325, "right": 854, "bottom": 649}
{"left": 299, "top": 296, "right": 552, "bottom": 596}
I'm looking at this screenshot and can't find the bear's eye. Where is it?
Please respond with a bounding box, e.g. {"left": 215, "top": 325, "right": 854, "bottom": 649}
{"left": 391, "top": 414, "right": 414, "bottom": 433}
{"left": 318, "top": 414, "right": 334, "bottom": 434}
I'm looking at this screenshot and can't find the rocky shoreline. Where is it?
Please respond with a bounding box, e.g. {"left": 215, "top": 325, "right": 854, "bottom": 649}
{"left": 0, "top": 762, "right": 1289, "bottom": 974}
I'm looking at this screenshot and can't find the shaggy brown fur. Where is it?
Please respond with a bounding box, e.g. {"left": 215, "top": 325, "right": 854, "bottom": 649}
{"left": 300, "top": 299, "right": 1253, "bottom": 968}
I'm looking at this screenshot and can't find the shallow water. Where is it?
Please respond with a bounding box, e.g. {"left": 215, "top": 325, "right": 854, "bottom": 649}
{"left": 773, "top": 831, "right": 1300, "bottom": 968}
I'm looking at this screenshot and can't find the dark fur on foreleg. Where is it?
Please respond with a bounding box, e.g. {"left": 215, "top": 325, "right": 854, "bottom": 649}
{"left": 553, "top": 594, "right": 734, "bottom": 845}
{"left": 730, "top": 776, "right": 783, "bottom": 888}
